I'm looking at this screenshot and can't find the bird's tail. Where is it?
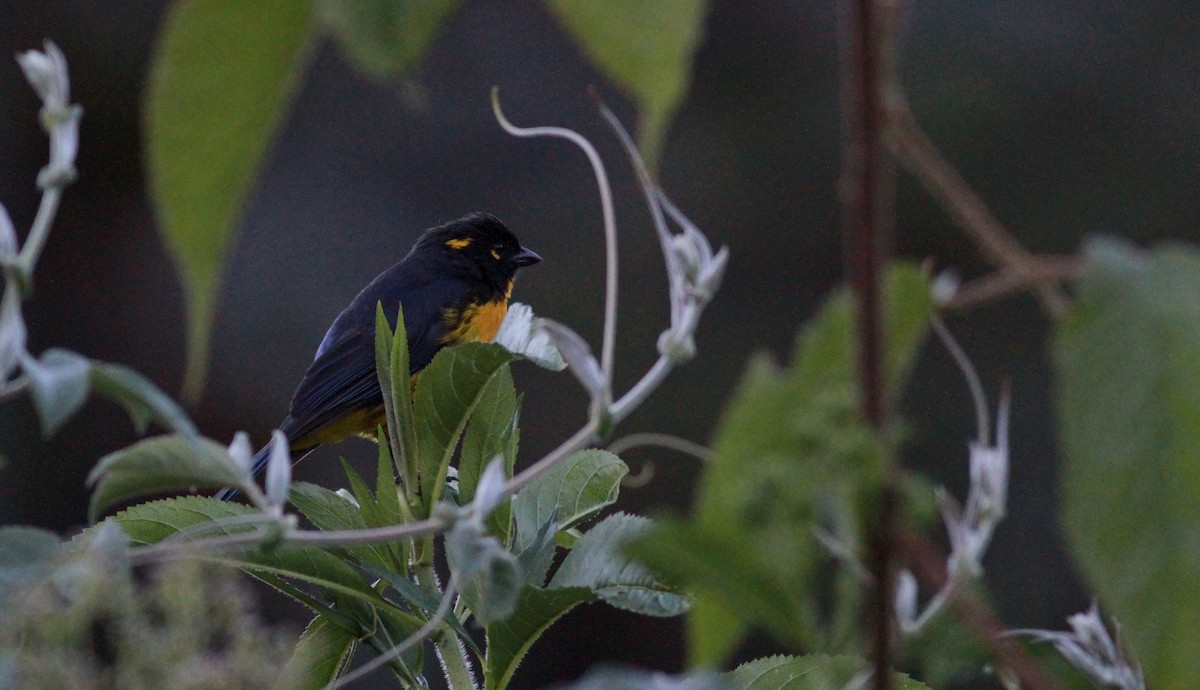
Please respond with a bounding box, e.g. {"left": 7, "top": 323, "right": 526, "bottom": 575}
{"left": 215, "top": 441, "right": 275, "bottom": 502}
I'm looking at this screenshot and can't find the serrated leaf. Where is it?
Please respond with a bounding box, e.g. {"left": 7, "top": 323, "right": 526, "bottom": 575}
{"left": 632, "top": 264, "right": 930, "bottom": 665}
{"left": 108, "top": 496, "right": 387, "bottom": 606}
{"left": 551, "top": 512, "right": 686, "bottom": 617}
{"left": 87, "top": 434, "right": 246, "bottom": 521}
{"left": 545, "top": 0, "right": 710, "bottom": 170}
{"left": 484, "top": 585, "right": 594, "bottom": 690}
{"left": 460, "top": 365, "right": 519, "bottom": 542}
{"left": 317, "top": 0, "right": 459, "bottom": 80}
{"left": 281, "top": 615, "right": 357, "bottom": 690}
{"left": 21, "top": 348, "right": 91, "bottom": 437}
{"left": 145, "top": 0, "right": 313, "bottom": 400}
{"left": 90, "top": 362, "right": 197, "bottom": 436}
{"left": 414, "top": 342, "right": 514, "bottom": 516}
{"left": 0, "top": 526, "right": 61, "bottom": 593}
{"left": 512, "top": 449, "right": 627, "bottom": 552}
{"left": 516, "top": 512, "right": 558, "bottom": 587}
{"left": 289, "top": 481, "right": 401, "bottom": 571}
{"left": 727, "top": 654, "right": 929, "bottom": 689}
{"left": 1055, "top": 237, "right": 1200, "bottom": 687}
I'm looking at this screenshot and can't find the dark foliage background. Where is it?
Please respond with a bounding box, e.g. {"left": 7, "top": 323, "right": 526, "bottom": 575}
{"left": 1, "top": 1, "right": 1197, "bottom": 687}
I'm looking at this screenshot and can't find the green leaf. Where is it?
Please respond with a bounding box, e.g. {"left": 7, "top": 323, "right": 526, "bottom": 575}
{"left": 0, "top": 526, "right": 61, "bottom": 592}
{"left": 281, "top": 615, "right": 357, "bottom": 690}
{"left": 545, "top": 0, "right": 710, "bottom": 170}
{"left": 633, "top": 264, "right": 930, "bottom": 665}
{"left": 484, "top": 585, "right": 594, "bottom": 690}
{"left": 512, "top": 449, "right": 627, "bottom": 552}
{"left": 1055, "top": 237, "right": 1200, "bottom": 687}
{"left": 446, "top": 522, "right": 522, "bottom": 624}
{"left": 289, "top": 481, "right": 400, "bottom": 571}
{"left": 87, "top": 434, "right": 246, "bottom": 521}
{"left": 21, "top": 348, "right": 90, "bottom": 437}
{"left": 317, "top": 0, "right": 459, "bottom": 80}
{"left": 551, "top": 512, "right": 687, "bottom": 617}
{"left": 145, "top": 0, "right": 313, "bottom": 401}
{"left": 414, "top": 342, "right": 514, "bottom": 515}
{"left": 91, "top": 362, "right": 197, "bottom": 436}
{"left": 459, "top": 365, "right": 520, "bottom": 542}
{"left": 110, "top": 496, "right": 393, "bottom": 608}
{"left": 727, "top": 654, "right": 930, "bottom": 689}
{"left": 376, "top": 302, "right": 418, "bottom": 494}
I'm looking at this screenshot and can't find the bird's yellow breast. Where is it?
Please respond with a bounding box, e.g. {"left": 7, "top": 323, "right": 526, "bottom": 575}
{"left": 441, "top": 281, "right": 513, "bottom": 346}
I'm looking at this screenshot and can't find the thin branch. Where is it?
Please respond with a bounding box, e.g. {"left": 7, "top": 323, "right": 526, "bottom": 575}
{"left": 940, "top": 256, "right": 1081, "bottom": 311}
{"left": 899, "top": 531, "right": 1066, "bottom": 690}
{"left": 327, "top": 572, "right": 463, "bottom": 689}
{"left": 492, "top": 89, "right": 618, "bottom": 401}
{"left": 884, "top": 94, "right": 1071, "bottom": 316}
{"left": 606, "top": 432, "right": 714, "bottom": 463}
{"left": 929, "top": 314, "right": 990, "bottom": 445}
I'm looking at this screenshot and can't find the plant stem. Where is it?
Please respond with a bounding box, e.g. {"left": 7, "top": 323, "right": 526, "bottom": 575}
{"left": 16, "top": 186, "right": 62, "bottom": 293}
{"left": 838, "top": 0, "right": 895, "bottom": 686}
{"left": 416, "top": 565, "right": 477, "bottom": 690}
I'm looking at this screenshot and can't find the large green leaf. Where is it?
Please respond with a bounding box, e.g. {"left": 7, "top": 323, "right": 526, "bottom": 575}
{"left": 281, "top": 615, "right": 357, "bottom": 690}
{"left": 145, "top": 0, "right": 313, "bottom": 400}
{"left": 1055, "top": 237, "right": 1200, "bottom": 686}
{"left": 727, "top": 654, "right": 929, "bottom": 689}
{"left": 545, "top": 0, "right": 710, "bottom": 169}
{"left": 87, "top": 434, "right": 246, "bottom": 521}
{"left": 636, "top": 264, "right": 931, "bottom": 666}
{"left": 288, "top": 481, "right": 398, "bottom": 571}
{"left": 551, "top": 512, "right": 686, "bottom": 617}
{"left": 414, "top": 342, "right": 514, "bottom": 515}
{"left": 484, "top": 585, "right": 594, "bottom": 690}
{"left": 459, "top": 366, "right": 520, "bottom": 542}
{"left": 111, "top": 496, "right": 397, "bottom": 609}
{"left": 512, "top": 448, "right": 626, "bottom": 552}
{"left": 317, "top": 0, "right": 459, "bottom": 80}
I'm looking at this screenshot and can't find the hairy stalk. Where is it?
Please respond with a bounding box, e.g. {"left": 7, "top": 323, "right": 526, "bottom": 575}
{"left": 415, "top": 566, "right": 476, "bottom": 690}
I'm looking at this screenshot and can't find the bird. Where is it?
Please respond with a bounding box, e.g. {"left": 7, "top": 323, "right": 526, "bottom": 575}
{"left": 219, "top": 212, "right": 541, "bottom": 500}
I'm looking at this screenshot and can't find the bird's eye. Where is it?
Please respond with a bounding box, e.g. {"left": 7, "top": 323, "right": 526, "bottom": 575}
{"left": 492, "top": 242, "right": 506, "bottom": 253}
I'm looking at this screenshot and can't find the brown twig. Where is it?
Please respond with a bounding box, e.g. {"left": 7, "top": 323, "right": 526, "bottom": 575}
{"left": 940, "top": 255, "right": 1082, "bottom": 311}
{"left": 838, "top": 0, "right": 895, "bottom": 687}
{"left": 883, "top": 93, "right": 1072, "bottom": 316}
{"left": 899, "top": 530, "right": 1067, "bottom": 690}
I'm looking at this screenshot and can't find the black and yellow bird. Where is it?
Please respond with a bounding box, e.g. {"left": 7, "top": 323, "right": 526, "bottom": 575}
{"left": 220, "top": 212, "right": 540, "bottom": 499}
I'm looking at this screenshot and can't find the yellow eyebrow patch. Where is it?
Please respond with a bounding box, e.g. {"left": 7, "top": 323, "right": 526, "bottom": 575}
{"left": 490, "top": 249, "right": 501, "bottom": 260}
{"left": 446, "top": 237, "right": 473, "bottom": 250}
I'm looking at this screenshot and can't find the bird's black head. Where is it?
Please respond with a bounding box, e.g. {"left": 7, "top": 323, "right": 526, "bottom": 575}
{"left": 417, "top": 212, "right": 541, "bottom": 288}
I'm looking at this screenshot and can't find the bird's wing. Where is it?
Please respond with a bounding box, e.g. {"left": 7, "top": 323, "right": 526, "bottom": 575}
{"left": 280, "top": 275, "right": 465, "bottom": 446}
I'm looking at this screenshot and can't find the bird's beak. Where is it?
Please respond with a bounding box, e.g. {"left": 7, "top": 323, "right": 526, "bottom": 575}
{"left": 512, "top": 246, "right": 542, "bottom": 267}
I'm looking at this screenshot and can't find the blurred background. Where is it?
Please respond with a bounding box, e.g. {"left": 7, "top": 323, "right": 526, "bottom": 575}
{"left": 1, "top": 1, "right": 1197, "bottom": 687}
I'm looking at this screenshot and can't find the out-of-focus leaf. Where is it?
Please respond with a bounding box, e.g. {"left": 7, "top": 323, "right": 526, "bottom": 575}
{"left": 1055, "top": 237, "right": 1200, "bottom": 687}
{"left": 727, "top": 654, "right": 930, "bottom": 689}
{"left": 87, "top": 435, "right": 246, "bottom": 521}
{"left": 21, "top": 348, "right": 90, "bottom": 437}
{"left": 634, "top": 264, "right": 930, "bottom": 666}
{"left": 317, "top": 0, "right": 459, "bottom": 80}
{"left": 0, "top": 526, "right": 61, "bottom": 593}
{"left": 552, "top": 665, "right": 731, "bottom": 690}
{"left": 512, "top": 449, "right": 626, "bottom": 552}
{"left": 145, "top": 0, "right": 313, "bottom": 400}
{"left": 551, "top": 513, "right": 686, "bottom": 617}
{"left": 414, "top": 342, "right": 513, "bottom": 515}
{"left": 90, "top": 362, "right": 196, "bottom": 436}
{"left": 281, "top": 615, "right": 356, "bottom": 690}
{"left": 484, "top": 585, "right": 594, "bottom": 690}
{"left": 545, "top": 0, "right": 710, "bottom": 170}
